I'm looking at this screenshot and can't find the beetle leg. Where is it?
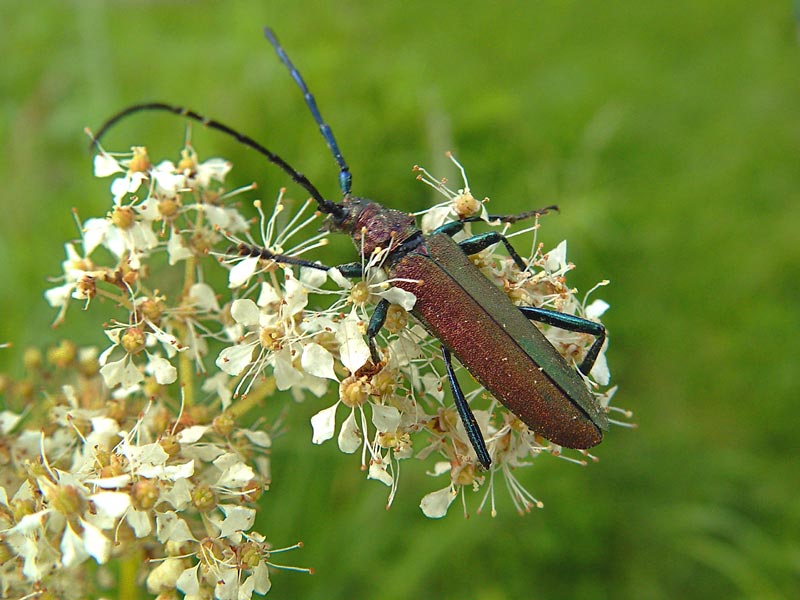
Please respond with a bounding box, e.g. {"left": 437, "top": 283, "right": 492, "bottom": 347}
{"left": 434, "top": 206, "right": 558, "bottom": 236}
{"left": 366, "top": 299, "right": 390, "bottom": 364}
{"left": 431, "top": 220, "right": 467, "bottom": 237}
{"left": 236, "top": 244, "right": 332, "bottom": 271}
{"left": 234, "top": 243, "right": 367, "bottom": 277}
{"left": 433, "top": 221, "right": 528, "bottom": 271}
{"left": 457, "top": 232, "right": 528, "bottom": 271}
{"left": 441, "top": 345, "right": 492, "bottom": 469}
{"left": 518, "top": 307, "right": 607, "bottom": 375}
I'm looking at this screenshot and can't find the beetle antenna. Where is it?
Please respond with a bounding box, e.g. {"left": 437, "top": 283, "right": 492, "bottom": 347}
{"left": 90, "top": 102, "right": 343, "bottom": 217}
{"left": 264, "top": 27, "right": 352, "bottom": 197}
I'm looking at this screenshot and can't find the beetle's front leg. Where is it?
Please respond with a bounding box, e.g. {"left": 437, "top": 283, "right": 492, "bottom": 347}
{"left": 519, "top": 306, "right": 606, "bottom": 375}
{"left": 441, "top": 345, "right": 492, "bottom": 469}
{"left": 235, "top": 243, "right": 366, "bottom": 276}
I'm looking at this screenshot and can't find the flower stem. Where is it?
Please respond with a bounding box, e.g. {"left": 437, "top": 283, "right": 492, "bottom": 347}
{"left": 118, "top": 547, "right": 143, "bottom": 600}
{"left": 178, "top": 254, "right": 197, "bottom": 406}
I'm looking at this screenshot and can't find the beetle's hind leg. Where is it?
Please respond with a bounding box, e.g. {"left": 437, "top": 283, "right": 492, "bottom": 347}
{"left": 441, "top": 345, "right": 492, "bottom": 469}
{"left": 518, "top": 307, "right": 606, "bottom": 376}
{"left": 433, "top": 221, "right": 528, "bottom": 271}
{"left": 434, "top": 205, "right": 557, "bottom": 271}
{"left": 364, "top": 298, "right": 390, "bottom": 364}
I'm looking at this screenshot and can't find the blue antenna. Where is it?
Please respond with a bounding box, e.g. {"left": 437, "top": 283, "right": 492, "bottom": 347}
{"left": 264, "top": 28, "right": 353, "bottom": 196}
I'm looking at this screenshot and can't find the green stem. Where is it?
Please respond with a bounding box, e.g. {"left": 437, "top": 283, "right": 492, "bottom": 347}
{"left": 178, "top": 255, "right": 197, "bottom": 407}
{"left": 118, "top": 547, "right": 142, "bottom": 600}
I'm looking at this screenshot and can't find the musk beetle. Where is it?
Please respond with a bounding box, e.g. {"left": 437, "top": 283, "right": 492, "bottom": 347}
{"left": 92, "top": 28, "right": 609, "bottom": 469}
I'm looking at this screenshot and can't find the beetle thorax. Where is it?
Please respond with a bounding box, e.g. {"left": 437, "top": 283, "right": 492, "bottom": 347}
{"left": 327, "top": 196, "right": 418, "bottom": 258}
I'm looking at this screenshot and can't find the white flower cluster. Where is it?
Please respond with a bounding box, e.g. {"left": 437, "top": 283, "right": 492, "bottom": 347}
{"left": 0, "top": 143, "right": 629, "bottom": 597}
{"left": 0, "top": 393, "right": 278, "bottom": 600}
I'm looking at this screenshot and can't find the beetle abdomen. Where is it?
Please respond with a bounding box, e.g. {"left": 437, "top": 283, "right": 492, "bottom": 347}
{"left": 391, "top": 233, "right": 605, "bottom": 449}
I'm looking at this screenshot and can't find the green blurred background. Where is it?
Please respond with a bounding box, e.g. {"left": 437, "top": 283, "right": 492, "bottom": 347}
{"left": 2, "top": 1, "right": 799, "bottom": 598}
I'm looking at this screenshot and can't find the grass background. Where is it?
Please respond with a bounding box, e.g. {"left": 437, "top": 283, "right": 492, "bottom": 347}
{"left": 2, "top": 1, "right": 799, "bottom": 598}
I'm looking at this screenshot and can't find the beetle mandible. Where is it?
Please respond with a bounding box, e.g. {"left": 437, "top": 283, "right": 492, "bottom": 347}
{"left": 92, "top": 27, "right": 609, "bottom": 469}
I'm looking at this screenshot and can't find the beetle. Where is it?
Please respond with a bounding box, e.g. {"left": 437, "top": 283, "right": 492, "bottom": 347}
{"left": 92, "top": 27, "right": 609, "bottom": 469}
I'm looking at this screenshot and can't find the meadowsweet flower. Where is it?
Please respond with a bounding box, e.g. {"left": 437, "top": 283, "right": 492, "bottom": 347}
{"left": 12, "top": 139, "right": 629, "bottom": 596}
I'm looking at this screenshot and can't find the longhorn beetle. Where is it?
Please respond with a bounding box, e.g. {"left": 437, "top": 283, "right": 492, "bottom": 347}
{"left": 92, "top": 27, "right": 609, "bottom": 469}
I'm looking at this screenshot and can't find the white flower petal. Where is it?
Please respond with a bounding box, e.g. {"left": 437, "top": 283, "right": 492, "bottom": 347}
{"left": 82, "top": 217, "right": 111, "bottom": 256}
{"left": 240, "top": 428, "right": 272, "bottom": 448}
{"left": 0, "top": 410, "right": 23, "bottom": 434}
{"left": 202, "top": 204, "right": 232, "bottom": 228}
{"left": 61, "top": 523, "right": 89, "bottom": 568}
{"left": 189, "top": 282, "right": 220, "bottom": 312}
{"left": 368, "top": 461, "right": 393, "bottom": 486}
{"left": 251, "top": 562, "right": 271, "bottom": 595}
{"left": 420, "top": 486, "right": 457, "bottom": 518}
{"left": 147, "top": 557, "right": 185, "bottom": 594}
{"left": 215, "top": 567, "right": 239, "bottom": 600}
{"left": 420, "top": 204, "right": 452, "bottom": 233}
{"left": 311, "top": 403, "right": 338, "bottom": 444}
{"left": 81, "top": 518, "right": 111, "bottom": 563}
{"left": 214, "top": 454, "right": 255, "bottom": 488}
{"left": 202, "top": 371, "right": 234, "bottom": 410}
{"left": 85, "top": 474, "right": 131, "bottom": 489}
{"left": 90, "top": 491, "right": 131, "bottom": 519}
{"left": 126, "top": 509, "right": 152, "bottom": 538}
{"left": 283, "top": 275, "right": 309, "bottom": 316}
{"left": 44, "top": 282, "right": 75, "bottom": 308}
{"left": 590, "top": 350, "right": 610, "bottom": 386}
{"left": 301, "top": 343, "right": 337, "bottom": 380}
{"left": 100, "top": 357, "right": 144, "bottom": 388}
{"left": 217, "top": 505, "right": 256, "bottom": 539}
{"left": 585, "top": 299, "right": 610, "bottom": 319}
{"left": 231, "top": 298, "right": 260, "bottom": 326}
{"left": 167, "top": 230, "right": 193, "bottom": 265}
{"left": 387, "top": 334, "right": 423, "bottom": 368}
{"left": 273, "top": 347, "right": 303, "bottom": 390}
{"left": 335, "top": 313, "right": 370, "bottom": 374}
{"left": 328, "top": 268, "right": 351, "bottom": 289}
{"left": 421, "top": 372, "right": 445, "bottom": 402}
{"left": 256, "top": 281, "right": 281, "bottom": 307}
{"left": 238, "top": 573, "right": 256, "bottom": 600}
{"left": 123, "top": 440, "right": 170, "bottom": 469}
{"left": 378, "top": 287, "right": 417, "bottom": 311}
{"left": 152, "top": 163, "right": 184, "bottom": 195}
{"left": 229, "top": 256, "right": 259, "bottom": 288}
{"left": 156, "top": 511, "right": 196, "bottom": 543}
{"left": 177, "top": 425, "right": 209, "bottom": 444}
{"left": 216, "top": 343, "right": 255, "bottom": 376}
{"left": 430, "top": 461, "right": 452, "bottom": 476}
{"left": 371, "top": 404, "right": 401, "bottom": 433}
{"left": 337, "top": 410, "right": 361, "bottom": 453}
{"left": 196, "top": 157, "right": 232, "bottom": 186}
{"left": 136, "top": 196, "right": 161, "bottom": 222}
{"left": 148, "top": 355, "right": 177, "bottom": 385}
{"left": 176, "top": 564, "right": 201, "bottom": 596}
{"left": 93, "top": 153, "right": 124, "bottom": 177}
{"left": 300, "top": 266, "right": 327, "bottom": 287}
{"left": 545, "top": 240, "right": 568, "bottom": 272}
{"left": 139, "top": 460, "right": 195, "bottom": 481}
{"left": 161, "top": 478, "right": 192, "bottom": 510}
